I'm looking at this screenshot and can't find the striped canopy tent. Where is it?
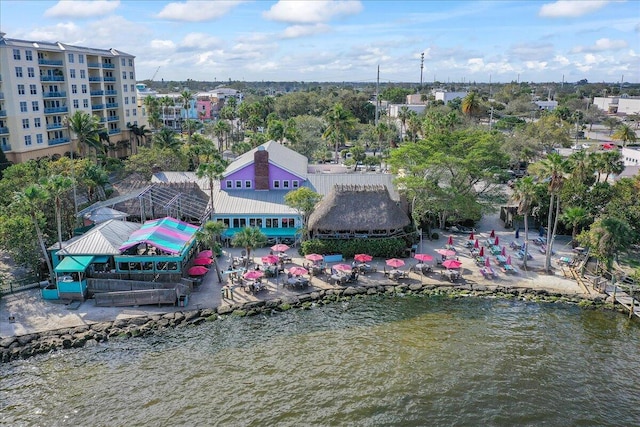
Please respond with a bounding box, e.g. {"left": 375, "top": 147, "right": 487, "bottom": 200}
{"left": 118, "top": 217, "right": 199, "bottom": 255}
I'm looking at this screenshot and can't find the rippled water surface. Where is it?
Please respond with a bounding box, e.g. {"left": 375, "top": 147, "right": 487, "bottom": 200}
{"left": 2, "top": 296, "right": 640, "bottom": 426}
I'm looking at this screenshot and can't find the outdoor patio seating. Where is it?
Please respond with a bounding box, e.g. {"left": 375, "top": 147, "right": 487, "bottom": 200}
{"left": 495, "top": 255, "right": 507, "bottom": 265}
{"left": 480, "top": 266, "right": 498, "bottom": 279}
{"left": 502, "top": 264, "right": 519, "bottom": 274}
{"left": 490, "top": 245, "right": 502, "bottom": 255}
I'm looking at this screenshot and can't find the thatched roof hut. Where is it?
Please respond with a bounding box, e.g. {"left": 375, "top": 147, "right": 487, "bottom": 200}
{"left": 308, "top": 184, "right": 410, "bottom": 239}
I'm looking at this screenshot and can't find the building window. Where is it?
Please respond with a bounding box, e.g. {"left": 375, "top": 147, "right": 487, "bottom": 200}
{"left": 78, "top": 54, "right": 84, "bottom": 64}
{"left": 122, "top": 71, "right": 127, "bottom": 79}
{"left": 125, "top": 97, "right": 129, "bottom": 105}
{"left": 129, "top": 71, "right": 134, "bottom": 79}
{"left": 27, "top": 67, "right": 35, "bottom": 77}
{"left": 132, "top": 109, "right": 137, "bottom": 116}
{"left": 72, "top": 84, "right": 77, "bottom": 94}
{"left": 232, "top": 218, "right": 247, "bottom": 228}
{"left": 283, "top": 180, "right": 289, "bottom": 188}
{"left": 82, "top": 84, "right": 87, "bottom": 94}
{"left": 24, "top": 135, "right": 32, "bottom": 146}
{"left": 121, "top": 58, "right": 126, "bottom": 66}
{"left": 68, "top": 53, "right": 74, "bottom": 63}
{"left": 32, "top": 101, "right": 39, "bottom": 111}
{"left": 30, "top": 84, "right": 37, "bottom": 95}
{"left": 266, "top": 218, "right": 278, "bottom": 228}
{"left": 129, "top": 59, "right": 133, "bottom": 67}
{"left": 70, "top": 69, "right": 76, "bottom": 78}
{"left": 73, "top": 99, "right": 79, "bottom": 109}
{"left": 25, "top": 50, "right": 33, "bottom": 61}
{"left": 235, "top": 180, "right": 242, "bottom": 188}
{"left": 131, "top": 96, "right": 136, "bottom": 103}
{"left": 125, "top": 109, "right": 130, "bottom": 117}
{"left": 281, "top": 218, "right": 295, "bottom": 228}
{"left": 245, "top": 180, "right": 252, "bottom": 188}
{"left": 249, "top": 218, "right": 263, "bottom": 227}
{"left": 20, "top": 102, "right": 27, "bottom": 112}
{"left": 18, "top": 84, "right": 25, "bottom": 95}
{"left": 13, "top": 49, "right": 20, "bottom": 60}
{"left": 15, "top": 67, "right": 23, "bottom": 77}
{"left": 130, "top": 84, "right": 135, "bottom": 91}
{"left": 36, "top": 134, "right": 43, "bottom": 144}
{"left": 292, "top": 180, "right": 299, "bottom": 188}
{"left": 22, "top": 119, "right": 30, "bottom": 129}
{"left": 34, "top": 118, "right": 41, "bottom": 128}
{"left": 80, "top": 69, "right": 86, "bottom": 78}
{"left": 225, "top": 180, "right": 232, "bottom": 189}
{"left": 83, "top": 99, "right": 89, "bottom": 108}
{"left": 123, "top": 85, "right": 128, "bottom": 92}
{"left": 273, "top": 180, "right": 280, "bottom": 188}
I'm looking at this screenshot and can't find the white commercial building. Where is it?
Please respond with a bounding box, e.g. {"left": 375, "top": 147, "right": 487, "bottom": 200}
{"left": 592, "top": 96, "right": 640, "bottom": 116}
{"left": 434, "top": 91, "right": 467, "bottom": 104}
{"left": 0, "top": 33, "right": 139, "bottom": 163}
{"left": 621, "top": 147, "right": 640, "bottom": 166}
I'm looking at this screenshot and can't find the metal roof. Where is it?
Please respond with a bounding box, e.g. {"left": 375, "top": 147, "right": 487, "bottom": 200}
{"left": 211, "top": 189, "right": 298, "bottom": 216}
{"left": 152, "top": 172, "right": 210, "bottom": 190}
{"left": 55, "top": 220, "right": 141, "bottom": 256}
{"left": 305, "top": 173, "right": 399, "bottom": 200}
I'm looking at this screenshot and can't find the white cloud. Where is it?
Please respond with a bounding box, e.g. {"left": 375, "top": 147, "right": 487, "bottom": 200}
{"left": 508, "top": 42, "right": 555, "bottom": 61}
{"left": 150, "top": 39, "right": 176, "bottom": 51}
{"left": 281, "top": 24, "right": 330, "bottom": 39}
{"left": 45, "top": 0, "right": 120, "bottom": 18}
{"left": 525, "top": 61, "right": 548, "bottom": 70}
{"left": 571, "top": 38, "right": 628, "bottom": 53}
{"left": 180, "top": 33, "right": 222, "bottom": 50}
{"left": 263, "top": 0, "right": 363, "bottom": 24}
{"left": 539, "top": 1, "right": 611, "bottom": 18}
{"left": 27, "top": 22, "right": 81, "bottom": 42}
{"left": 155, "top": 1, "right": 245, "bottom": 22}
{"left": 553, "top": 55, "right": 570, "bottom": 66}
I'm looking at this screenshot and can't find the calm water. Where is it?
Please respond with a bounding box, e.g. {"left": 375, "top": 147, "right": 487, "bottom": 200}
{"left": 2, "top": 296, "right": 640, "bottom": 426}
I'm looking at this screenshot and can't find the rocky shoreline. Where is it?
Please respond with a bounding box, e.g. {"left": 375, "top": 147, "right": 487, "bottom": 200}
{"left": 0, "top": 282, "right": 614, "bottom": 363}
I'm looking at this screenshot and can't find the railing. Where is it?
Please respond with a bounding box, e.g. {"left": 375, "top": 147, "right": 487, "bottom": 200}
{"left": 106, "top": 103, "right": 118, "bottom": 108}
{"left": 0, "top": 274, "right": 41, "bottom": 296}
{"left": 102, "top": 63, "right": 115, "bottom": 69}
{"left": 0, "top": 127, "right": 9, "bottom": 134}
{"left": 108, "top": 128, "right": 121, "bottom": 134}
{"left": 88, "top": 76, "right": 102, "bottom": 82}
{"left": 0, "top": 110, "right": 6, "bottom": 117}
{"left": 38, "top": 59, "right": 63, "bottom": 66}
{"left": 40, "top": 76, "right": 65, "bottom": 82}
{"left": 105, "top": 90, "right": 118, "bottom": 95}
{"left": 43, "top": 91, "right": 66, "bottom": 98}
{"left": 99, "top": 117, "right": 107, "bottom": 123}
{"left": 44, "top": 106, "right": 68, "bottom": 114}
{"left": 48, "top": 137, "right": 70, "bottom": 146}
{"left": 103, "top": 77, "right": 116, "bottom": 82}
{"left": 1, "top": 143, "right": 11, "bottom": 151}
{"left": 90, "top": 90, "right": 104, "bottom": 96}
{"left": 92, "top": 104, "right": 105, "bottom": 110}
{"left": 46, "top": 123, "right": 63, "bottom": 130}
{"left": 107, "top": 115, "right": 119, "bottom": 122}
{"left": 87, "top": 62, "right": 101, "bottom": 68}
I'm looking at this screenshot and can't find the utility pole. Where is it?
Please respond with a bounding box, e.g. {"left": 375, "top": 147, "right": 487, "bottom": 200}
{"left": 420, "top": 52, "right": 424, "bottom": 88}
{"left": 375, "top": 65, "right": 380, "bottom": 126}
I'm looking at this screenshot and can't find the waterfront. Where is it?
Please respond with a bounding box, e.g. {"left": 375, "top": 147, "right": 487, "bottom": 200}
{"left": 2, "top": 296, "right": 639, "bottom": 426}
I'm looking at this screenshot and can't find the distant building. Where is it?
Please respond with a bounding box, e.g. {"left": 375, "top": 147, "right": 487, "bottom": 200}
{"left": 621, "top": 147, "right": 640, "bottom": 166}
{"left": 592, "top": 96, "right": 640, "bottom": 115}
{"left": 387, "top": 104, "right": 426, "bottom": 118}
{"left": 533, "top": 100, "right": 558, "bottom": 110}
{"left": 434, "top": 91, "right": 467, "bottom": 104}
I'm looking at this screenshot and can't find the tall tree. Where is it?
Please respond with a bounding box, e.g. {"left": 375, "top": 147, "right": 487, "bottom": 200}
{"left": 461, "top": 92, "right": 482, "bottom": 119}
{"left": 196, "top": 220, "right": 227, "bottom": 283}
{"left": 579, "top": 216, "right": 633, "bottom": 272}
{"left": 560, "top": 206, "right": 589, "bottom": 245}
{"left": 611, "top": 124, "right": 637, "bottom": 147}
{"left": 43, "top": 175, "right": 73, "bottom": 251}
{"left": 284, "top": 187, "right": 322, "bottom": 240}
{"left": 512, "top": 176, "right": 537, "bottom": 269}
{"left": 66, "top": 111, "right": 102, "bottom": 158}
{"left": 196, "top": 152, "right": 228, "bottom": 220}
{"left": 322, "top": 103, "right": 357, "bottom": 163}
{"left": 153, "top": 127, "right": 181, "bottom": 151}
{"left": 231, "top": 227, "right": 267, "bottom": 267}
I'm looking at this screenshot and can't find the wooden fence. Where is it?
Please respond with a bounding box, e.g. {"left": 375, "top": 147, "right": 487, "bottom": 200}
{"left": 94, "top": 288, "right": 179, "bottom": 307}
{"left": 87, "top": 278, "right": 183, "bottom": 295}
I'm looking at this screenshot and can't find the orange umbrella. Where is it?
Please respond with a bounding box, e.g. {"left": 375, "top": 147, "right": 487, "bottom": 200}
{"left": 469, "top": 232, "right": 475, "bottom": 240}
{"left": 490, "top": 229, "right": 495, "bottom": 238}
{"left": 494, "top": 235, "right": 500, "bottom": 246}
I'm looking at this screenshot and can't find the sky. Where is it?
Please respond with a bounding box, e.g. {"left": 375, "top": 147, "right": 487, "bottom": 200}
{"left": 1, "top": 0, "right": 639, "bottom": 84}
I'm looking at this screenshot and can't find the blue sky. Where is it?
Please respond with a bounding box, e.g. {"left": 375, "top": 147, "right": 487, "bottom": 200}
{"left": 1, "top": 0, "right": 638, "bottom": 83}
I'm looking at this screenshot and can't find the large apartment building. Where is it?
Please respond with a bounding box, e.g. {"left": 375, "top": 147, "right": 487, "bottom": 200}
{"left": 0, "top": 33, "right": 139, "bottom": 163}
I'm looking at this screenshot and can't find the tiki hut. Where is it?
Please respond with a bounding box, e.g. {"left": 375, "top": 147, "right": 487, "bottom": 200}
{"left": 308, "top": 184, "right": 410, "bottom": 239}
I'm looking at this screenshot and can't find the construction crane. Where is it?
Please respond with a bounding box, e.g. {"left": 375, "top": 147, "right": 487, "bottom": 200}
{"left": 150, "top": 66, "right": 160, "bottom": 81}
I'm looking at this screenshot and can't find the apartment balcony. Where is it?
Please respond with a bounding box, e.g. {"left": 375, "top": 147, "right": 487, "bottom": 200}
{"left": 40, "top": 75, "right": 65, "bottom": 82}
{"left": 102, "top": 63, "right": 115, "bottom": 69}
{"left": 92, "top": 104, "right": 105, "bottom": 110}
{"left": 106, "top": 103, "right": 119, "bottom": 109}
{"left": 88, "top": 76, "right": 102, "bottom": 82}
{"left": 87, "top": 62, "right": 101, "bottom": 68}
{"left": 38, "top": 59, "right": 63, "bottom": 66}
{"left": 108, "top": 128, "right": 121, "bottom": 135}
{"left": 1, "top": 143, "right": 11, "bottom": 152}
{"left": 44, "top": 106, "right": 68, "bottom": 114}
{"left": 0, "top": 127, "right": 9, "bottom": 135}
{"left": 0, "top": 110, "right": 6, "bottom": 117}
{"left": 99, "top": 117, "right": 107, "bottom": 123}
{"left": 46, "top": 123, "right": 64, "bottom": 130}
{"left": 0, "top": 92, "right": 4, "bottom": 100}
{"left": 43, "top": 91, "right": 67, "bottom": 98}
{"left": 107, "top": 116, "right": 119, "bottom": 122}
{"left": 103, "top": 77, "right": 117, "bottom": 82}
{"left": 105, "top": 90, "right": 118, "bottom": 95}
{"left": 48, "top": 137, "right": 70, "bottom": 146}
{"left": 90, "top": 90, "right": 104, "bottom": 96}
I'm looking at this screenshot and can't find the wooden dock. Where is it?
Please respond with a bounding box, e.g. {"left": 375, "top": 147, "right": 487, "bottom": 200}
{"left": 603, "top": 283, "right": 640, "bottom": 319}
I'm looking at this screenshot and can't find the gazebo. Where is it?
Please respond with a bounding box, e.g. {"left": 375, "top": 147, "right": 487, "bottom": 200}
{"left": 307, "top": 184, "right": 410, "bottom": 239}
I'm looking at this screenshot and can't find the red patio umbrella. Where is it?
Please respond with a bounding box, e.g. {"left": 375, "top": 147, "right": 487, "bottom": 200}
{"left": 271, "top": 243, "right": 290, "bottom": 252}
{"left": 479, "top": 247, "right": 485, "bottom": 257}
{"left": 469, "top": 232, "right": 475, "bottom": 240}
{"left": 197, "top": 249, "right": 213, "bottom": 258}
{"left": 193, "top": 257, "right": 213, "bottom": 266}
{"left": 243, "top": 270, "right": 264, "bottom": 280}
{"left": 305, "top": 253, "right": 323, "bottom": 262}
{"left": 436, "top": 249, "right": 456, "bottom": 257}
{"left": 187, "top": 266, "right": 209, "bottom": 276}
{"left": 289, "top": 266, "right": 308, "bottom": 276}
{"left": 354, "top": 253, "right": 373, "bottom": 263}
{"left": 261, "top": 255, "right": 279, "bottom": 265}
{"left": 447, "top": 235, "right": 454, "bottom": 245}
{"left": 485, "top": 257, "right": 491, "bottom": 267}
{"left": 494, "top": 235, "right": 500, "bottom": 246}
{"left": 414, "top": 253, "right": 434, "bottom": 262}
{"left": 442, "top": 259, "right": 462, "bottom": 269}
{"left": 333, "top": 263, "right": 352, "bottom": 272}
{"left": 474, "top": 239, "right": 479, "bottom": 249}
{"left": 386, "top": 258, "right": 405, "bottom": 268}
{"left": 490, "top": 229, "right": 495, "bottom": 238}
{"left": 506, "top": 255, "right": 512, "bottom": 265}
{"left": 501, "top": 246, "right": 506, "bottom": 256}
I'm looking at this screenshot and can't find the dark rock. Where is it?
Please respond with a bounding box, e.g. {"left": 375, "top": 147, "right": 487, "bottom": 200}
{"left": 0, "top": 337, "right": 17, "bottom": 348}
{"left": 90, "top": 322, "right": 112, "bottom": 333}
{"left": 217, "top": 305, "right": 234, "bottom": 315}
{"left": 190, "top": 317, "right": 206, "bottom": 325}
{"left": 183, "top": 311, "right": 200, "bottom": 322}
{"left": 408, "top": 283, "right": 423, "bottom": 291}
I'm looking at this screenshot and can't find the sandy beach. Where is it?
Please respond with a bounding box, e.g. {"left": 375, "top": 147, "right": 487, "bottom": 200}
{"left": 0, "top": 213, "right": 596, "bottom": 339}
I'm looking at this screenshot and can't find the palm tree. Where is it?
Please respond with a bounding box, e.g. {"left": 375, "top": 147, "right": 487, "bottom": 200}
{"left": 231, "top": 227, "right": 267, "bottom": 267}
{"left": 160, "top": 95, "right": 173, "bottom": 127}
{"left": 611, "top": 124, "right": 637, "bottom": 147}
{"left": 267, "top": 119, "right": 286, "bottom": 144}
{"left": 461, "top": 92, "right": 482, "bottom": 119}
{"left": 512, "top": 176, "right": 537, "bottom": 269}
{"left": 153, "top": 127, "right": 181, "bottom": 151}
{"left": 579, "top": 216, "right": 633, "bottom": 272}
{"left": 601, "top": 150, "right": 625, "bottom": 182}
{"left": 66, "top": 111, "right": 101, "bottom": 158}
{"left": 406, "top": 112, "right": 422, "bottom": 142}
{"left": 213, "top": 120, "right": 231, "bottom": 151}
{"left": 560, "top": 207, "right": 589, "bottom": 245}
{"left": 137, "top": 125, "right": 152, "bottom": 147}
{"left": 602, "top": 116, "right": 620, "bottom": 136}
{"left": 43, "top": 175, "right": 73, "bottom": 251}
{"left": 322, "top": 103, "right": 357, "bottom": 163}
{"left": 196, "top": 220, "right": 227, "bottom": 283}
{"left": 196, "top": 153, "right": 227, "bottom": 220}
{"left": 397, "top": 106, "right": 411, "bottom": 141}
{"left": 144, "top": 96, "right": 161, "bottom": 129}
{"left": 12, "top": 184, "right": 54, "bottom": 281}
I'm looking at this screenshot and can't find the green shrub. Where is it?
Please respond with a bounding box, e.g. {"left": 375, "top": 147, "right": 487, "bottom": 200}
{"left": 301, "top": 237, "right": 407, "bottom": 258}
{"left": 431, "top": 232, "right": 439, "bottom": 240}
